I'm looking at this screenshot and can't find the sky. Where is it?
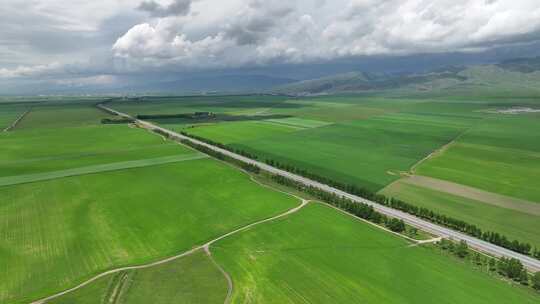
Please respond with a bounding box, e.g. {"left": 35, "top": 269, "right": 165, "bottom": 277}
{"left": 1, "top": 0, "right": 540, "bottom": 94}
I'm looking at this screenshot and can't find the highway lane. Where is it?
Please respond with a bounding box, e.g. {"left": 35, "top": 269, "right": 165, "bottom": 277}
{"left": 99, "top": 104, "right": 540, "bottom": 272}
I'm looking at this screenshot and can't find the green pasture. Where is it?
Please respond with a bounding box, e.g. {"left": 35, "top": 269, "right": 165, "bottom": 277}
{"left": 109, "top": 95, "right": 293, "bottom": 117}
{"left": 180, "top": 121, "right": 298, "bottom": 144}
{"left": 14, "top": 104, "right": 109, "bottom": 129}
{"left": 226, "top": 112, "right": 476, "bottom": 191}
{"left": 416, "top": 115, "right": 540, "bottom": 202}
{"left": 0, "top": 158, "right": 298, "bottom": 303}
{"left": 49, "top": 250, "right": 228, "bottom": 304}
{"left": 0, "top": 125, "right": 193, "bottom": 177}
{"left": 0, "top": 153, "right": 207, "bottom": 187}
{"left": 213, "top": 203, "right": 538, "bottom": 303}
{"left": 381, "top": 181, "right": 540, "bottom": 247}
{"left": 0, "top": 104, "right": 28, "bottom": 130}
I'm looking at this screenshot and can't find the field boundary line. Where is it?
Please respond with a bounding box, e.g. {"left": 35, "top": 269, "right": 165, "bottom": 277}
{"left": 408, "top": 120, "right": 479, "bottom": 175}
{"left": 3, "top": 109, "right": 31, "bottom": 132}
{"left": 204, "top": 246, "right": 233, "bottom": 304}
{"left": 31, "top": 199, "right": 309, "bottom": 304}
{"left": 0, "top": 154, "right": 207, "bottom": 187}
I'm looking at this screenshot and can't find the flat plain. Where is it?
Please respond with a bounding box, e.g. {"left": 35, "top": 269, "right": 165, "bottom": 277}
{"left": 416, "top": 115, "right": 540, "bottom": 202}
{"left": 0, "top": 102, "right": 299, "bottom": 304}
{"left": 48, "top": 250, "right": 228, "bottom": 304}
{"left": 212, "top": 203, "right": 539, "bottom": 303}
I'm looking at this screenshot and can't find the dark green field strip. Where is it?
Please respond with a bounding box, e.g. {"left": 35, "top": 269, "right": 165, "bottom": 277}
{"left": 0, "top": 154, "right": 208, "bottom": 187}
{"left": 213, "top": 203, "right": 539, "bottom": 303}
{"left": 48, "top": 250, "right": 228, "bottom": 304}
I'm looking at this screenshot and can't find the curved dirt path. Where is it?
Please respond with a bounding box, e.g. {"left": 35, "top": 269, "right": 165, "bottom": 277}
{"left": 30, "top": 199, "right": 309, "bottom": 304}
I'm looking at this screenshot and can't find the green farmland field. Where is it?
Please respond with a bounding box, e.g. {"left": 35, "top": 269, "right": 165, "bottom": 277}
{"left": 188, "top": 112, "right": 477, "bottom": 191}
{"left": 49, "top": 250, "right": 228, "bottom": 304}
{"left": 213, "top": 203, "right": 539, "bottom": 303}
{"left": 180, "top": 121, "right": 298, "bottom": 144}
{"left": 15, "top": 104, "right": 109, "bottom": 129}
{"left": 0, "top": 125, "right": 194, "bottom": 178}
{"left": 416, "top": 115, "right": 540, "bottom": 202}
{"left": 0, "top": 158, "right": 298, "bottom": 303}
{"left": 381, "top": 181, "right": 540, "bottom": 247}
{"left": 0, "top": 104, "right": 28, "bottom": 130}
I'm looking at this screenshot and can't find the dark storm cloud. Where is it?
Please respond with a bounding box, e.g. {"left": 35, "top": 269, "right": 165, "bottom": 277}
{"left": 137, "top": 0, "right": 193, "bottom": 17}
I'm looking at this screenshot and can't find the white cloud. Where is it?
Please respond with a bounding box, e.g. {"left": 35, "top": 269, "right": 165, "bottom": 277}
{"left": 112, "top": 0, "right": 540, "bottom": 69}
{"left": 0, "top": 62, "right": 63, "bottom": 78}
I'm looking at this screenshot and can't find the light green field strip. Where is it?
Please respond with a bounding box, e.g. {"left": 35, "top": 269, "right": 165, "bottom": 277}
{"left": 403, "top": 175, "right": 540, "bottom": 215}
{"left": 0, "top": 154, "right": 207, "bottom": 187}
{"left": 263, "top": 117, "right": 333, "bottom": 129}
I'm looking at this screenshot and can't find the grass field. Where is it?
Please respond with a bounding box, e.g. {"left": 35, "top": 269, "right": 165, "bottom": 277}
{"left": 179, "top": 121, "right": 298, "bottom": 144}
{"left": 212, "top": 203, "right": 539, "bottom": 303}
{"left": 49, "top": 250, "right": 228, "bottom": 304}
{"left": 0, "top": 125, "right": 194, "bottom": 177}
{"left": 15, "top": 104, "right": 109, "bottom": 129}
{"left": 0, "top": 153, "right": 207, "bottom": 187}
{"left": 0, "top": 157, "right": 299, "bottom": 303}
{"left": 0, "top": 104, "right": 28, "bottom": 130}
{"left": 194, "top": 112, "right": 478, "bottom": 191}
{"left": 381, "top": 181, "right": 540, "bottom": 247}
{"left": 416, "top": 115, "right": 540, "bottom": 202}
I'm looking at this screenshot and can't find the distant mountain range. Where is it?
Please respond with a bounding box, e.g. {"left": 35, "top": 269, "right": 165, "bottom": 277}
{"left": 273, "top": 57, "right": 540, "bottom": 96}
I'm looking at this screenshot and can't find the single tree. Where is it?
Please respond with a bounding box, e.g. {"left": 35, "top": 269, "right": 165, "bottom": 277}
{"left": 532, "top": 272, "right": 540, "bottom": 291}
{"left": 455, "top": 240, "right": 469, "bottom": 258}
{"left": 518, "top": 269, "right": 529, "bottom": 285}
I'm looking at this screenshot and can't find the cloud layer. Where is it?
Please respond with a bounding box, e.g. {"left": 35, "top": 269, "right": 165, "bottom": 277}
{"left": 2, "top": 0, "right": 540, "bottom": 87}
{"left": 112, "top": 0, "right": 540, "bottom": 70}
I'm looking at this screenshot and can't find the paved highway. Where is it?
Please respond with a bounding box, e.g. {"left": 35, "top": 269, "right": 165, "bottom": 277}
{"left": 99, "top": 104, "right": 540, "bottom": 272}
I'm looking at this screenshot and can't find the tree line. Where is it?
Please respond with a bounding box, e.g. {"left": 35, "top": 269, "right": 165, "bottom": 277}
{"left": 177, "top": 131, "right": 539, "bottom": 259}
{"left": 438, "top": 239, "right": 540, "bottom": 289}
{"left": 101, "top": 118, "right": 135, "bottom": 124}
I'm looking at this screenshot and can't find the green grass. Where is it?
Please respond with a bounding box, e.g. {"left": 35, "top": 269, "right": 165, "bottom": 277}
{"left": 212, "top": 203, "right": 539, "bottom": 303}
{"left": 49, "top": 250, "right": 228, "bottom": 304}
{"left": 180, "top": 121, "right": 298, "bottom": 144}
{"left": 0, "top": 158, "right": 298, "bottom": 304}
{"left": 15, "top": 104, "right": 109, "bottom": 129}
{"left": 0, "top": 153, "right": 207, "bottom": 187}
{"left": 263, "top": 117, "right": 333, "bottom": 128}
{"left": 222, "top": 112, "right": 478, "bottom": 191}
{"left": 0, "top": 125, "right": 193, "bottom": 177}
{"left": 417, "top": 116, "right": 540, "bottom": 202}
{"left": 380, "top": 181, "right": 540, "bottom": 247}
{"left": 0, "top": 104, "right": 28, "bottom": 130}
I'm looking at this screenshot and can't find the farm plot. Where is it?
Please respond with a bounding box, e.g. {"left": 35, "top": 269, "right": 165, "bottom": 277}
{"left": 212, "top": 203, "right": 538, "bottom": 303}
{"left": 181, "top": 120, "right": 298, "bottom": 144}
{"left": 416, "top": 115, "right": 540, "bottom": 202}
{"left": 0, "top": 125, "right": 192, "bottom": 178}
{"left": 14, "top": 104, "right": 109, "bottom": 129}
{"left": 0, "top": 158, "right": 299, "bottom": 304}
{"left": 381, "top": 181, "right": 540, "bottom": 248}
{"left": 48, "top": 250, "right": 228, "bottom": 304}
{"left": 219, "top": 113, "right": 478, "bottom": 191}
{"left": 109, "top": 95, "right": 294, "bottom": 117}
{"left": 0, "top": 104, "right": 28, "bottom": 131}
